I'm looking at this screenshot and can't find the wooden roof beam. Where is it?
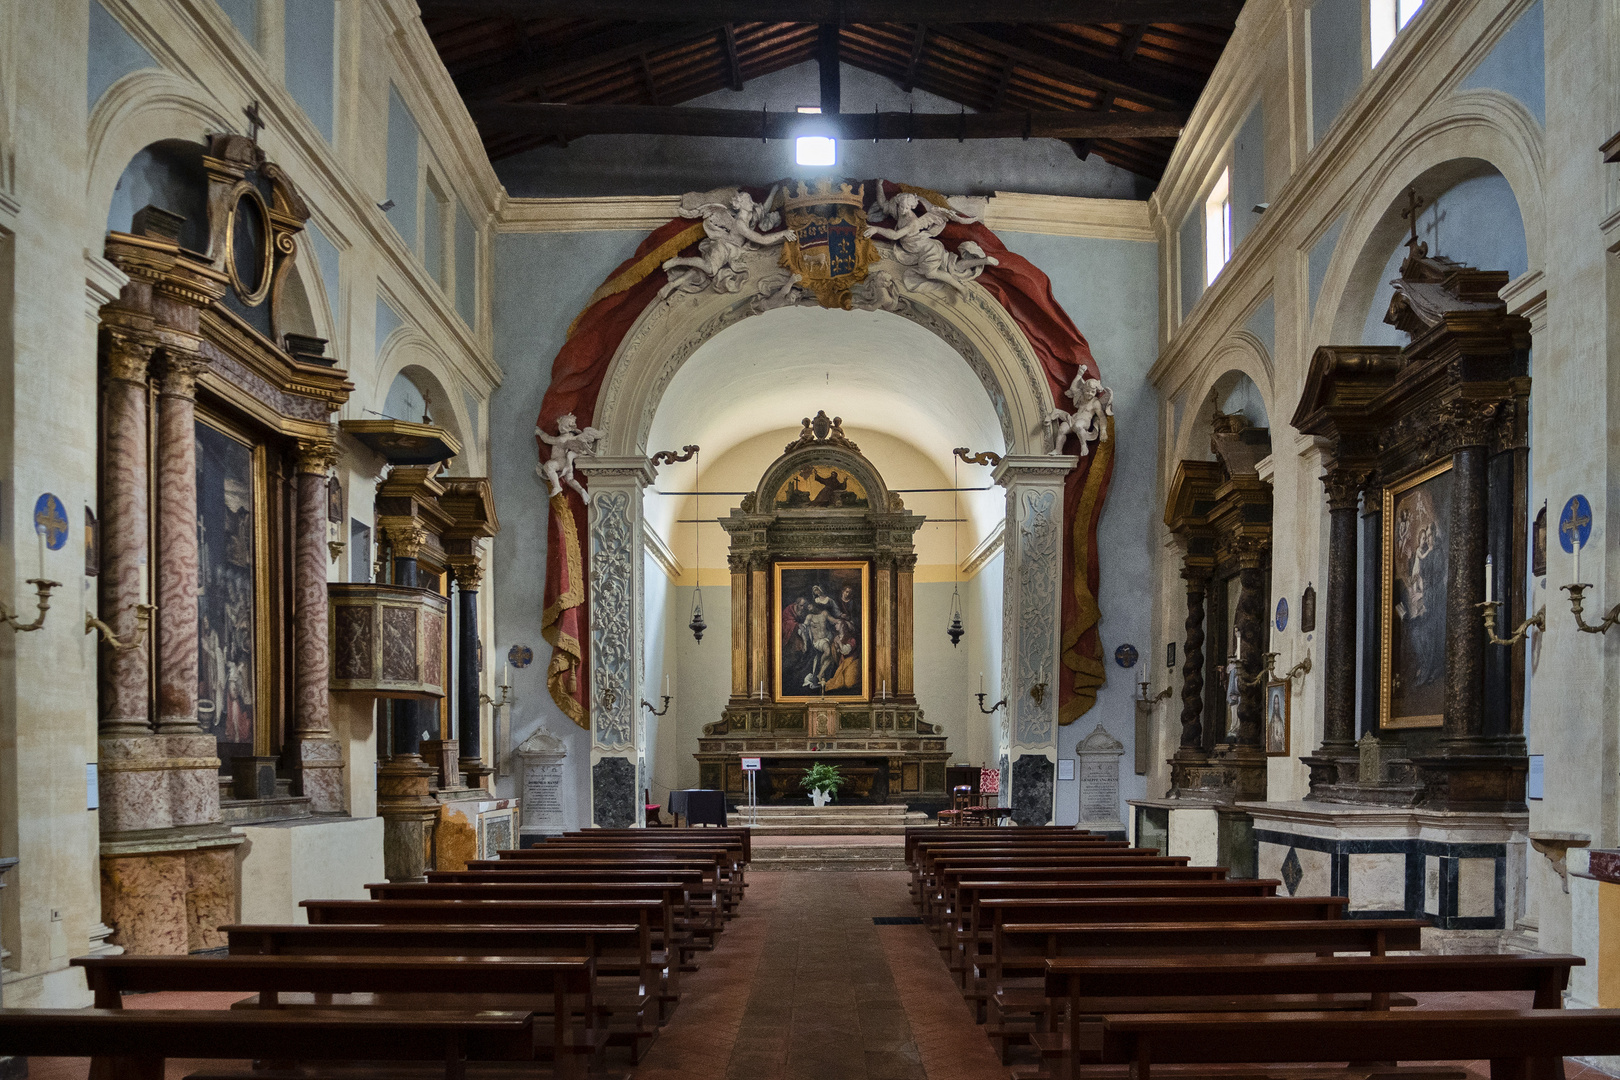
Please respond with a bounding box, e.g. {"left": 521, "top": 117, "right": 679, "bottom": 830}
{"left": 722, "top": 24, "right": 745, "bottom": 91}
{"left": 819, "top": 22, "right": 841, "bottom": 113}
{"left": 457, "top": 21, "right": 725, "bottom": 100}
{"left": 902, "top": 23, "right": 927, "bottom": 91}
{"left": 469, "top": 102, "right": 1186, "bottom": 139}
{"left": 937, "top": 24, "right": 1195, "bottom": 109}
{"left": 419, "top": 1, "right": 1243, "bottom": 25}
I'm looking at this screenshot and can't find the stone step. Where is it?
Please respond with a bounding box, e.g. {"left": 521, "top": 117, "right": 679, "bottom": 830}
{"left": 750, "top": 844, "right": 909, "bottom": 872}
{"left": 743, "top": 803, "right": 913, "bottom": 816}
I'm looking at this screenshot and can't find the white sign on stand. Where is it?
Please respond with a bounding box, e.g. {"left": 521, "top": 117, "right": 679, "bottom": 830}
{"left": 741, "top": 758, "right": 760, "bottom": 826}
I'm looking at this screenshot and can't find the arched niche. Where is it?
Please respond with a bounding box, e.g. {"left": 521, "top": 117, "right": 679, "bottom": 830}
{"left": 373, "top": 331, "right": 474, "bottom": 473}
{"left": 1170, "top": 341, "right": 1275, "bottom": 470}
{"left": 106, "top": 138, "right": 210, "bottom": 253}
{"left": 1313, "top": 91, "right": 1545, "bottom": 350}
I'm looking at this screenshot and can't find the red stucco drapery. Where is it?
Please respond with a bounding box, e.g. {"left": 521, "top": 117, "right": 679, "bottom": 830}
{"left": 537, "top": 182, "right": 1113, "bottom": 730}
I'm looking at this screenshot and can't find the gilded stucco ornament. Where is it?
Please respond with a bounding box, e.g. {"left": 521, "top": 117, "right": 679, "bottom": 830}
{"left": 536, "top": 413, "right": 605, "bottom": 499}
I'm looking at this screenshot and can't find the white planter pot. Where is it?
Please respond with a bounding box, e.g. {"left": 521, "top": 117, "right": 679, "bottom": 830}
{"left": 809, "top": 789, "right": 831, "bottom": 807}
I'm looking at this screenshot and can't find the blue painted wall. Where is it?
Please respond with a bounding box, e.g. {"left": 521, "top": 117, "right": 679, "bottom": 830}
{"left": 1310, "top": 0, "right": 1363, "bottom": 146}
{"left": 1459, "top": 1, "right": 1544, "bottom": 125}
{"left": 455, "top": 202, "right": 477, "bottom": 328}
{"left": 386, "top": 87, "right": 420, "bottom": 252}
{"left": 284, "top": 0, "right": 337, "bottom": 143}
{"left": 88, "top": 0, "right": 157, "bottom": 112}
{"left": 304, "top": 221, "right": 341, "bottom": 328}
{"left": 105, "top": 140, "right": 210, "bottom": 253}
{"left": 1180, "top": 209, "right": 1203, "bottom": 320}
{"left": 1308, "top": 214, "right": 1346, "bottom": 323}
{"left": 216, "top": 0, "right": 257, "bottom": 47}
{"left": 1245, "top": 294, "right": 1276, "bottom": 359}
{"left": 1231, "top": 102, "right": 1266, "bottom": 251}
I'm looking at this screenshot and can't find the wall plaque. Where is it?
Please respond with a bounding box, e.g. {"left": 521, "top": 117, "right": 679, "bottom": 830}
{"left": 1074, "top": 722, "right": 1125, "bottom": 832}
{"left": 515, "top": 727, "right": 567, "bottom": 840}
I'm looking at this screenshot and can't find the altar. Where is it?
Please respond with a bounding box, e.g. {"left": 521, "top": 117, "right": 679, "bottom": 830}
{"left": 697, "top": 411, "right": 952, "bottom": 812}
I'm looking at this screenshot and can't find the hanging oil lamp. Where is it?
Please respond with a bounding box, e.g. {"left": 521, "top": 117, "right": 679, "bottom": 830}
{"left": 689, "top": 449, "right": 706, "bottom": 642}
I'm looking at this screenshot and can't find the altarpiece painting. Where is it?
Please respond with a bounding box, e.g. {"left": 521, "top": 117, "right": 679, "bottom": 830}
{"left": 196, "top": 416, "right": 266, "bottom": 761}
{"left": 1381, "top": 459, "right": 1452, "bottom": 729}
{"left": 775, "top": 560, "right": 868, "bottom": 700}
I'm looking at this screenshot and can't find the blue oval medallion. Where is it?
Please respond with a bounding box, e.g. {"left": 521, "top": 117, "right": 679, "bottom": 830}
{"left": 1275, "top": 597, "right": 1289, "bottom": 633}
{"left": 1114, "top": 643, "right": 1139, "bottom": 669}
{"left": 33, "top": 494, "right": 67, "bottom": 551}
{"left": 508, "top": 644, "right": 534, "bottom": 669}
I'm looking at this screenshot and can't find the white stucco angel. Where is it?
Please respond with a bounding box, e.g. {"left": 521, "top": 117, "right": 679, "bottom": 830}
{"left": 1045, "top": 371, "right": 1115, "bottom": 457}
{"left": 863, "top": 190, "right": 997, "bottom": 298}
{"left": 659, "top": 186, "right": 796, "bottom": 301}
{"left": 535, "top": 413, "right": 605, "bottom": 499}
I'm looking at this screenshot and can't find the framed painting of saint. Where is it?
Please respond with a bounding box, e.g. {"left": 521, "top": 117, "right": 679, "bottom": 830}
{"left": 196, "top": 413, "right": 271, "bottom": 763}
{"left": 774, "top": 560, "right": 869, "bottom": 701}
{"left": 1381, "top": 458, "right": 1453, "bottom": 729}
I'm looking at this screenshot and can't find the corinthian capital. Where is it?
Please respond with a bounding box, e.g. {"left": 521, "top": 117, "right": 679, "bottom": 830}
{"left": 386, "top": 526, "right": 429, "bottom": 560}
{"left": 450, "top": 558, "right": 485, "bottom": 590}
{"left": 295, "top": 438, "right": 339, "bottom": 475}
{"left": 104, "top": 329, "right": 155, "bottom": 385}
{"left": 1321, "top": 467, "right": 1369, "bottom": 512}
{"left": 157, "top": 350, "right": 208, "bottom": 399}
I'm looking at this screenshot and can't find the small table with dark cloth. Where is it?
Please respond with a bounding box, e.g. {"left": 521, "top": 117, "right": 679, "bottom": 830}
{"left": 668, "top": 788, "right": 727, "bottom": 827}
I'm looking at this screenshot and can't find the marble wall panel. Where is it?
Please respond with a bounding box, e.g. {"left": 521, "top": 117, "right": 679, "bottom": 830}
{"left": 380, "top": 606, "right": 418, "bottom": 682}
{"left": 591, "top": 756, "right": 635, "bottom": 828}
{"left": 1010, "top": 754, "right": 1054, "bottom": 826}
{"left": 334, "top": 606, "right": 374, "bottom": 680}
{"left": 1348, "top": 851, "right": 1407, "bottom": 911}
{"left": 1458, "top": 857, "right": 1498, "bottom": 920}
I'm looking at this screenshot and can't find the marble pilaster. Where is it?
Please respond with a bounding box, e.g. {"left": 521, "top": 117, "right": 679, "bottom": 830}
{"left": 994, "top": 455, "right": 1074, "bottom": 826}
{"left": 1305, "top": 468, "right": 1366, "bottom": 793}
{"left": 155, "top": 351, "right": 205, "bottom": 735}
{"left": 450, "top": 556, "right": 489, "bottom": 789}
{"left": 577, "top": 456, "right": 656, "bottom": 829}
{"left": 98, "top": 326, "right": 154, "bottom": 742}
{"left": 728, "top": 558, "right": 749, "bottom": 696}
{"left": 293, "top": 439, "right": 343, "bottom": 812}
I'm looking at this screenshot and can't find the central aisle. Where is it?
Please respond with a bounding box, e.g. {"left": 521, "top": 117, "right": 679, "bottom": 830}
{"left": 630, "top": 870, "right": 1012, "bottom": 1080}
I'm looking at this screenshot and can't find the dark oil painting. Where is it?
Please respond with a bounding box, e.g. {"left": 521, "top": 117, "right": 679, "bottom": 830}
{"left": 776, "top": 561, "right": 867, "bottom": 700}
{"left": 196, "top": 420, "right": 257, "bottom": 757}
{"left": 1384, "top": 463, "right": 1451, "bottom": 728}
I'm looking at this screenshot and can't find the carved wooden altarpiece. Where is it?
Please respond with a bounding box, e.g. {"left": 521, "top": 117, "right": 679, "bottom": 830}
{"left": 702, "top": 411, "right": 950, "bottom": 810}
{"left": 1292, "top": 239, "right": 1530, "bottom": 812}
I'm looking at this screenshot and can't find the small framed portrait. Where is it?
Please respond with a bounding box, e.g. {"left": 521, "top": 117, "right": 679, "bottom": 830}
{"left": 1380, "top": 458, "right": 1453, "bottom": 729}
{"left": 1265, "top": 677, "right": 1291, "bottom": 756}
{"left": 774, "top": 560, "right": 869, "bottom": 701}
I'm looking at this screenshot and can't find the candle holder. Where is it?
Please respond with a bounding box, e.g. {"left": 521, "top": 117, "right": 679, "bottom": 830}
{"left": 0, "top": 578, "right": 61, "bottom": 633}
{"left": 1477, "top": 599, "right": 1547, "bottom": 645}
{"left": 480, "top": 683, "right": 516, "bottom": 777}
{"left": 1562, "top": 584, "right": 1620, "bottom": 635}
{"left": 641, "top": 694, "right": 672, "bottom": 716}
{"left": 85, "top": 602, "right": 155, "bottom": 651}
{"left": 1237, "top": 652, "right": 1276, "bottom": 688}
{"left": 976, "top": 692, "right": 1008, "bottom": 714}
{"left": 1137, "top": 681, "right": 1173, "bottom": 703}
{"left": 478, "top": 684, "right": 514, "bottom": 709}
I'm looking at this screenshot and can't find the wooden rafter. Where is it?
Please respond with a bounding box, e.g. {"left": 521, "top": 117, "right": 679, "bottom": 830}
{"left": 419, "top": 1, "right": 1243, "bottom": 24}
{"left": 721, "top": 24, "right": 744, "bottom": 91}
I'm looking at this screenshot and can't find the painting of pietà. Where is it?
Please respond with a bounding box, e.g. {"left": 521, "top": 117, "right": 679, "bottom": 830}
{"left": 775, "top": 560, "right": 868, "bottom": 701}
{"left": 1381, "top": 460, "right": 1452, "bottom": 729}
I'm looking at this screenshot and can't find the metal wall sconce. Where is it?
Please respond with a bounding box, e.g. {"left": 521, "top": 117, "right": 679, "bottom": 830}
{"left": 976, "top": 691, "right": 1007, "bottom": 714}
{"left": 641, "top": 694, "right": 672, "bottom": 716}
{"left": 328, "top": 540, "right": 346, "bottom": 564}
{"left": 0, "top": 578, "right": 60, "bottom": 633}
{"left": 1562, "top": 584, "right": 1620, "bottom": 635}
{"left": 1239, "top": 651, "right": 1312, "bottom": 688}
{"left": 1137, "top": 681, "right": 1173, "bottom": 703}
{"left": 1478, "top": 599, "right": 1547, "bottom": 645}
{"left": 480, "top": 681, "right": 516, "bottom": 776}
{"left": 85, "top": 602, "right": 155, "bottom": 651}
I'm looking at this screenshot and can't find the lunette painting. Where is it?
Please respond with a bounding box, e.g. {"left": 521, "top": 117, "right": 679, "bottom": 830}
{"left": 775, "top": 560, "right": 868, "bottom": 701}
{"left": 196, "top": 419, "right": 257, "bottom": 758}
{"left": 1382, "top": 460, "right": 1452, "bottom": 729}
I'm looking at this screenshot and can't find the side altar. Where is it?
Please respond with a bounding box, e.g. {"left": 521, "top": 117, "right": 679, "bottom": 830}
{"left": 696, "top": 411, "right": 951, "bottom": 812}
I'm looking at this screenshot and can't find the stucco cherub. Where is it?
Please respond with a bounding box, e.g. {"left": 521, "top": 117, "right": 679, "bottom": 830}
{"left": 536, "top": 413, "right": 605, "bottom": 499}
{"left": 863, "top": 190, "right": 997, "bottom": 298}
{"left": 659, "top": 186, "right": 797, "bottom": 300}
{"left": 1045, "top": 371, "right": 1115, "bottom": 457}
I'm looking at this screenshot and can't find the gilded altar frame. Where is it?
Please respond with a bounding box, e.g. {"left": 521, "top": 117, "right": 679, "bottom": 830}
{"left": 773, "top": 559, "right": 870, "bottom": 703}
{"left": 1380, "top": 457, "right": 1454, "bottom": 731}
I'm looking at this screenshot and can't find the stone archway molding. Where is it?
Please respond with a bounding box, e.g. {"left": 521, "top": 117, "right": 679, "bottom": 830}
{"left": 531, "top": 179, "right": 1117, "bottom": 754}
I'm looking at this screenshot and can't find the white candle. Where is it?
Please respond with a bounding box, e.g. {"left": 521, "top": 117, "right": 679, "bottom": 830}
{"left": 1485, "top": 555, "right": 1494, "bottom": 603}
{"left": 1575, "top": 538, "right": 1582, "bottom": 585}
{"left": 663, "top": 673, "right": 670, "bottom": 697}
{"left": 1234, "top": 632, "right": 1241, "bottom": 662}
{"left": 138, "top": 559, "right": 148, "bottom": 601}
{"left": 501, "top": 665, "right": 509, "bottom": 690}
{"left": 36, "top": 530, "right": 44, "bottom": 580}
{"left": 979, "top": 672, "right": 984, "bottom": 694}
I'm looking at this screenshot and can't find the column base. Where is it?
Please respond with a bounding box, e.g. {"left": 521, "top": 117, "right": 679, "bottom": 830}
{"left": 1410, "top": 742, "right": 1529, "bottom": 813}
{"left": 377, "top": 755, "right": 437, "bottom": 882}
{"left": 98, "top": 733, "right": 222, "bottom": 833}
{"left": 420, "top": 739, "right": 462, "bottom": 791}
{"left": 1009, "top": 753, "right": 1055, "bottom": 826}
{"left": 459, "top": 758, "right": 494, "bottom": 792}
{"left": 591, "top": 755, "right": 637, "bottom": 828}
{"left": 1169, "top": 747, "right": 1266, "bottom": 803}
{"left": 100, "top": 825, "right": 245, "bottom": 954}
{"left": 294, "top": 736, "right": 346, "bottom": 814}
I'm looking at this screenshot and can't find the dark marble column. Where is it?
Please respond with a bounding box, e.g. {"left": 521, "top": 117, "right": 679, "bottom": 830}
{"left": 451, "top": 557, "right": 489, "bottom": 788}
{"left": 388, "top": 526, "right": 428, "bottom": 759}
{"left": 293, "top": 440, "right": 343, "bottom": 811}
{"left": 1444, "top": 442, "right": 1488, "bottom": 741}
{"left": 1320, "top": 469, "right": 1365, "bottom": 754}
{"left": 1233, "top": 538, "right": 1269, "bottom": 749}
{"left": 154, "top": 352, "right": 206, "bottom": 736}
{"left": 1175, "top": 569, "right": 1207, "bottom": 757}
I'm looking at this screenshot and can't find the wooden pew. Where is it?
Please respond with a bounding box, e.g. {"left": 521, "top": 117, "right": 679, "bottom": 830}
{"left": 484, "top": 850, "right": 740, "bottom": 910}
{"left": 299, "top": 899, "right": 686, "bottom": 1023}
{"left": 925, "top": 864, "right": 1232, "bottom": 930}
{"left": 567, "top": 827, "right": 754, "bottom": 864}
{"left": 499, "top": 844, "right": 745, "bottom": 905}
{"left": 978, "top": 915, "right": 1419, "bottom": 1048}
{"left": 71, "top": 954, "right": 600, "bottom": 1079}
{"left": 1037, "top": 951, "right": 1585, "bottom": 1077}
{"left": 914, "top": 851, "right": 1189, "bottom": 909}
{"left": 1075, "top": 1009, "right": 1620, "bottom": 1080}
{"left": 425, "top": 869, "right": 723, "bottom": 941}
{"left": 904, "top": 827, "right": 1097, "bottom": 864}
{"left": 0, "top": 1008, "right": 536, "bottom": 1080}
{"left": 365, "top": 880, "right": 719, "bottom": 948}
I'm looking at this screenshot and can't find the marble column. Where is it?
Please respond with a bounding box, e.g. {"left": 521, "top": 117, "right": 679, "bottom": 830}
{"left": 994, "top": 455, "right": 1074, "bottom": 826}
{"left": 152, "top": 349, "right": 223, "bottom": 830}
{"left": 874, "top": 558, "right": 894, "bottom": 697}
{"left": 749, "top": 561, "right": 768, "bottom": 699}
{"left": 728, "top": 556, "right": 749, "bottom": 696}
{"left": 385, "top": 525, "right": 428, "bottom": 758}
{"left": 1443, "top": 441, "right": 1488, "bottom": 741}
{"left": 578, "top": 457, "right": 657, "bottom": 828}
{"left": 1306, "top": 467, "right": 1365, "bottom": 789}
{"left": 293, "top": 439, "right": 344, "bottom": 812}
{"left": 1175, "top": 567, "right": 1208, "bottom": 758}
{"left": 1233, "top": 537, "right": 1269, "bottom": 750}
{"left": 896, "top": 555, "right": 916, "bottom": 698}
{"left": 451, "top": 556, "right": 490, "bottom": 789}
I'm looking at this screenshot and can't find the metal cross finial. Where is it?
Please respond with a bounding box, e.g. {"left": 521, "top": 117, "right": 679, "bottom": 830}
{"left": 1401, "top": 186, "right": 1425, "bottom": 253}
{"left": 244, "top": 100, "right": 265, "bottom": 142}
{"left": 1562, "top": 505, "right": 1591, "bottom": 544}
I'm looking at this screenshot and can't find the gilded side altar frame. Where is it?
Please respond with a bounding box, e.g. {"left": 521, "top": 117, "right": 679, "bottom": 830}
{"left": 773, "top": 559, "right": 870, "bottom": 703}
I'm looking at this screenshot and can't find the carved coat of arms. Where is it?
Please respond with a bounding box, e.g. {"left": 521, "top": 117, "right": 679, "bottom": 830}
{"left": 778, "top": 180, "right": 880, "bottom": 310}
